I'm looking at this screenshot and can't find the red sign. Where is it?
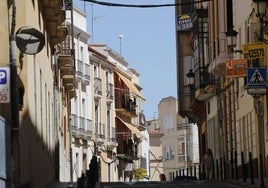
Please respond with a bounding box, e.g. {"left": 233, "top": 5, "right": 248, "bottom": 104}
{"left": 226, "top": 59, "right": 248, "bottom": 78}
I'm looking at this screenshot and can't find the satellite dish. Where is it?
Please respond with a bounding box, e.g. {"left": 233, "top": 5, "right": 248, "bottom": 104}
{"left": 15, "top": 26, "right": 45, "bottom": 55}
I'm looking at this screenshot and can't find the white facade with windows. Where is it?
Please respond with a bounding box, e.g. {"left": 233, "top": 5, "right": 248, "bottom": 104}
{"left": 69, "top": 6, "right": 92, "bottom": 182}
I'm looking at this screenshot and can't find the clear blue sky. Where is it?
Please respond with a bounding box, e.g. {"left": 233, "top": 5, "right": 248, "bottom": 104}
{"left": 74, "top": 0, "right": 177, "bottom": 120}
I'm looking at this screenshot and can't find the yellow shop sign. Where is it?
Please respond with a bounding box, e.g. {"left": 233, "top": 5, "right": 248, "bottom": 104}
{"left": 242, "top": 42, "right": 265, "bottom": 60}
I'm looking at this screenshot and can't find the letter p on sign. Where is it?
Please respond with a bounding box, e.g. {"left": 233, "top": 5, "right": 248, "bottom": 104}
{"left": 0, "top": 67, "right": 10, "bottom": 103}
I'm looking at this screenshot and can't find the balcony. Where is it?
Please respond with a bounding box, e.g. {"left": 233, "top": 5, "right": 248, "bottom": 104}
{"left": 40, "top": 0, "right": 68, "bottom": 46}
{"left": 58, "top": 37, "right": 75, "bottom": 97}
{"left": 71, "top": 114, "right": 92, "bottom": 140}
{"left": 137, "top": 113, "right": 146, "bottom": 131}
{"left": 115, "top": 95, "right": 137, "bottom": 118}
{"left": 94, "top": 77, "right": 102, "bottom": 100}
{"left": 117, "top": 139, "right": 138, "bottom": 160}
{"left": 106, "top": 127, "right": 118, "bottom": 151}
{"left": 95, "top": 123, "right": 105, "bottom": 146}
{"left": 210, "top": 33, "right": 231, "bottom": 77}
{"left": 75, "top": 59, "right": 83, "bottom": 81}
{"left": 106, "top": 83, "right": 114, "bottom": 104}
{"left": 106, "top": 138, "right": 118, "bottom": 151}
{"left": 194, "top": 66, "right": 219, "bottom": 101}
{"left": 83, "top": 64, "right": 90, "bottom": 85}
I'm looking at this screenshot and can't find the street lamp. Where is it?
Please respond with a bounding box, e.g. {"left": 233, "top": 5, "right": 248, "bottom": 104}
{"left": 253, "top": 0, "right": 267, "bottom": 41}
{"left": 186, "top": 69, "right": 195, "bottom": 100}
{"left": 225, "top": 27, "right": 238, "bottom": 48}
{"left": 254, "top": 0, "right": 266, "bottom": 20}
{"left": 186, "top": 69, "right": 195, "bottom": 86}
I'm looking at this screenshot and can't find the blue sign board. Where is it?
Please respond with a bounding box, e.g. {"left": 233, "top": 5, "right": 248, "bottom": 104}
{"left": 247, "top": 67, "right": 267, "bottom": 88}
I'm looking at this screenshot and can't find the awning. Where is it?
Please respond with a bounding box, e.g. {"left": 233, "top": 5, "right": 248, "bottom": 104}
{"left": 116, "top": 72, "right": 145, "bottom": 101}
{"left": 117, "top": 117, "right": 147, "bottom": 141}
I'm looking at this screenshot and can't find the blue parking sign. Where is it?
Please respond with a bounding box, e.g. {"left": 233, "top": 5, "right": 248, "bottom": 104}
{"left": 0, "top": 67, "right": 10, "bottom": 103}
{"left": 0, "top": 69, "right": 7, "bottom": 84}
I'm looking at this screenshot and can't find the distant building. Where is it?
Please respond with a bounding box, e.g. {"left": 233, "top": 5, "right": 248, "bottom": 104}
{"left": 147, "top": 119, "right": 164, "bottom": 181}
{"left": 89, "top": 44, "right": 148, "bottom": 182}
{"left": 158, "top": 96, "right": 199, "bottom": 181}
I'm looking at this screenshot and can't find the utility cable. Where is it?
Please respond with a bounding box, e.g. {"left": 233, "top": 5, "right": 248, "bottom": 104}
{"left": 81, "top": 0, "right": 212, "bottom": 8}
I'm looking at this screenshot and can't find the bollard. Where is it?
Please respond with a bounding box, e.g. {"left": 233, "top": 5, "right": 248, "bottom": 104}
{"left": 223, "top": 155, "right": 227, "bottom": 180}
{"left": 249, "top": 152, "right": 254, "bottom": 184}
{"left": 234, "top": 151, "right": 238, "bottom": 180}
{"left": 190, "top": 166, "right": 192, "bottom": 176}
{"left": 216, "top": 159, "right": 219, "bottom": 181}
{"left": 220, "top": 157, "right": 223, "bottom": 180}
{"left": 231, "top": 151, "right": 234, "bottom": 179}
{"left": 241, "top": 151, "right": 246, "bottom": 182}
{"left": 194, "top": 166, "right": 196, "bottom": 179}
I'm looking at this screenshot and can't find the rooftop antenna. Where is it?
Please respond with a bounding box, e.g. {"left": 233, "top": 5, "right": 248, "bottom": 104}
{"left": 91, "top": 3, "right": 106, "bottom": 43}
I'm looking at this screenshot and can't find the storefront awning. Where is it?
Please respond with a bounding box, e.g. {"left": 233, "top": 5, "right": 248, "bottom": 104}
{"left": 116, "top": 72, "right": 145, "bottom": 101}
{"left": 117, "top": 116, "right": 147, "bottom": 141}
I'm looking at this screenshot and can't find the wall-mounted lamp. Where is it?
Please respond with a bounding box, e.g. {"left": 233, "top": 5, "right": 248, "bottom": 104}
{"left": 253, "top": 0, "right": 267, "bottom": 40}
{"left": 253, "top": 0, "right": 266, "bottom": 22}
{"left": 225, "top": 27, "right": 238, "bottom": 47}
{"left": 186, "top": 69, "right": 195, "bottom": 86}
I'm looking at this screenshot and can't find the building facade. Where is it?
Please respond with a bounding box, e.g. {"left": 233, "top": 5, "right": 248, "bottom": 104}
{"left": 88, "top": 44, "right": 148, "bottom": 182}
{"left": 147, "top": 119, "right": 164, "bottom": 181}
{"left": 176, "top": 0, "right": 268, "bottom": 185}
{"left": 0, "top": 0, "right": 75, "bottom": 187}
{"left": 69, "top": 6, "right": 92, "bottom": 182}
{"left": 158, "top": 96, "right": 198, "bottom": 181}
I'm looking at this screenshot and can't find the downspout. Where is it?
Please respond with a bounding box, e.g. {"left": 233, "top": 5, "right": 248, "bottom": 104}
{"left": 9, "top": 0, "right": 20, "bottom": 187}
{"left": 53, "top": 48, "right": 60, "bottom": 181}
{"left": 69, "top": 0, "right": 75, "bottom": 183}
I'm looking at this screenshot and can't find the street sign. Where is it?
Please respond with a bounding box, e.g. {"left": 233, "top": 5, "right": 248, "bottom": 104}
{"left": 226, "top": 59, "right": 247, "bottom": 78}
{"left": 247, "top": 67, "right": 267, "bottom": 88}
{"left": 242, "top": 42, "right": 265, "bottom": 60}
{"left": 0, "top": 67, "right": 10, "bottom": 103}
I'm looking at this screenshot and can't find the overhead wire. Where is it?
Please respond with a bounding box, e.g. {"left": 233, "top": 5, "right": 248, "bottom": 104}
{"left": 81, "top": 0, "right": 212, "bottom": 8}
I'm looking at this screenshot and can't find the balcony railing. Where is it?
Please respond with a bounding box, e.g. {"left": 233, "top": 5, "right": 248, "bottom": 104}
{"left": 94, "top": 77, "right": 102, "bottom": 97}
{"left": 84, "top": 64, "right": 90, "bottom": 81}
{"left": 106, "top": 127, "right": 118, "bottom": 150}
{"left": 195, "top": 65, "right": 219, "bottom": 90}
{"left": 95, "top": 123, "right": 105, "bottom": 139}
{"left": 115, "top": 94, "right": 137, "bottom": 117}
{"left": 71, "top": 114, "right": 92, "bottom": 139}
{"left": 117, "top": 139, "right": 138, "bottom": 159}
{"left": 86, "top": 119, "right": 93, "bottom": 135}
{"left": 76, "top": 59, "right": 83, "bottom": 77}
{"left": 106, "top": 83, "right": 114, "bottom": 101}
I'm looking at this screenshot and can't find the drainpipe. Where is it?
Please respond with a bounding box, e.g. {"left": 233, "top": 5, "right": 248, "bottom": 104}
{"left": 9, "top": 0, "right": 20, "bottom": 187}
{"left": 69, "top": 0, "right": 75, "bottom": 183}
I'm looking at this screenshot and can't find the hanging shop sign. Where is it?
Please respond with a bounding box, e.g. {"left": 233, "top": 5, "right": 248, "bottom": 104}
{"left": 177, "top": 14, "right": 193, "bottom": 31}
{"left": 226, "top": 59, "right": 248, "bottom": 78}
{"left": 242, "top": 42, "right": 265, "bottom": 60}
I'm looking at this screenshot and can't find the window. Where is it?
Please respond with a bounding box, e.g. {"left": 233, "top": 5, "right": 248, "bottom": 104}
{"left": 94, "top": 63, "right": 99, "bottom": 78}
{"left": 80, "top": 46, "right": 84, "bottom": 61}
{"left": 163, "top": 115, "right": 173, "bottom": 130}
{"left": 107, "top": 106, "right": 111, "bottom": 140}
{"left": 164, "top": 146, "right": 174, "bottom": 161}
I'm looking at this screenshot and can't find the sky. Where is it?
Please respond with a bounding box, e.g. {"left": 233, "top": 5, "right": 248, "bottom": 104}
{"left": 74, "top": 0, "right": 177, "bottom": 120}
